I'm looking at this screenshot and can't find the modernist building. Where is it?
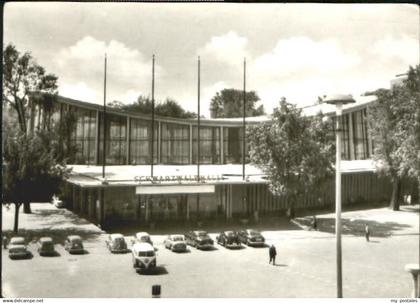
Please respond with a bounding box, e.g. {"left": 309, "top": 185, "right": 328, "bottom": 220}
{"left": 28, "top": 93, "right": 416, "bottom": 228}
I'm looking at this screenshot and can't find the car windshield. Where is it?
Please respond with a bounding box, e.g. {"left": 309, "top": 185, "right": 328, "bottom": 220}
{"left": 197, "top": 231, "right": 207, "bottom": 237}
{"left": 71, "top": 239, "right": 82, "bottom": 244}
{"left": 173, "top": 236, "right": 184, "bottom": 241}
{"left": 249, "top": 231, "right": 261, "bottom": 236}
{"left": 138, "top": 251, "right": 155, "bottom": 257}
{"left": 114, "top": 237, "right": 125, "bottom": 243}
{"left": 226, "top": 231, "right": 236, "bottom": 236}
{"left": 140, "top": 236, "right": 150, "bottom": 241}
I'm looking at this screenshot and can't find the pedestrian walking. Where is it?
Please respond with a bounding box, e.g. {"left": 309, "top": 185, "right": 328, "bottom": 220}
{"left": 3, "top": 236, "right": 8, "bottom": 249}
{"left": 269, "top": 244, "right": 277, "bottom": 265}
{"left": 365, "top": 224, "right": 370, "bottom": 242}
{"left": 312, "top": 215, "right": 318, "bottom": 231}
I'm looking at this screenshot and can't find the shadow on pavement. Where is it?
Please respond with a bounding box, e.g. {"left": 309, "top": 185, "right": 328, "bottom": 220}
{"left": 273, "top": 264, "right": 288, "bottom": 267}
{"left": 137, "top": 266, "right": 168, "bottom": 276}
{"left": 294, "top": 217, "right": 413, "bottom": 238}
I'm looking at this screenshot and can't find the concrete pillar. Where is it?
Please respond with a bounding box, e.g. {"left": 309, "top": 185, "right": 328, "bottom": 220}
{"left": 186, "top": 195, "right": 190, "bottom": 220}
{"left": 79, "top": 188, "right": 84, "bottom": 215}
{"left": 145, "top": 197, "right": 150, "bottom": 223}
{"left": 189, "top": 124, "right": 193, "bottom": 164}
{"left": 348, "top": 113, "right": 355, "bottom": 160}
{"left": 126, "top": 116, "right": 131, "bottom": 164}
{"left": 72, "top": 186, "right": 78, "bottom": 212}
{"left": 220, "top": 126, "right": 224, "bottom": 164}
{"left": 95, "top": 110, "right": 100, "bottom": 165}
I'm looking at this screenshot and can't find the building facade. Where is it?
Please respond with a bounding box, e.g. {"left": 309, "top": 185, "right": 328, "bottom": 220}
{"left": 29, "top": 93, "right": 416, "bottom": 228}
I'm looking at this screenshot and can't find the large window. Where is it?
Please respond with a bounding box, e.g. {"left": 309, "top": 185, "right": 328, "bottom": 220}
{"left": 161, "top": 123, "right": 190, "bottom": 164}
{"left": 192, "top": 126, "right": 220, "bottom": 164}
{"left": 223, "top": 127, "right": 245, "bottom": 164}
{"left": 98, "top": 113, "right": 127, "bottom": 165}
{"left": 72, "top": 107, "right": 96, "bottom": 165}
{"left": 352, "top": 109, "right": 370, "bottom": 160}
{"left": 129, "top": 119, "right": 158, "bottom": 165}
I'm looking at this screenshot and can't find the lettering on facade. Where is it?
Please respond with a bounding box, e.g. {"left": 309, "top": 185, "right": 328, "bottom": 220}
{"left": 134, "top": 175, "right": 223, "bottom": 184}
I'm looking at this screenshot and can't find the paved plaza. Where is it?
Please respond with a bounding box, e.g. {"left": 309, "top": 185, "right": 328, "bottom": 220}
{"left": 2, "top": 203, "right": 419, "bottom": 298}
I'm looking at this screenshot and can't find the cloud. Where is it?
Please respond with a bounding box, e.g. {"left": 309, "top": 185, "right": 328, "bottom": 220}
{"left": 370, "top": 34, "right": 419, "bottom": 66}
{"left": 198, "top": 31, "right": 248, "bottom": 65}
{"left": 59, "top": 82, "right": 100, "bottom": 103}
{"left": 252, "top": 37, "right": 361, "bottom": 78}
{"left": 55, "top": 36, "right": 163, "bottom": 99}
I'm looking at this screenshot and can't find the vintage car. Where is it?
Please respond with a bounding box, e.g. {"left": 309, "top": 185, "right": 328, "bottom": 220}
{"left": 163, "top": 234, "right": 187, "bottom": 252}
{"left": 37, "top": 237, "right": 56, "bottom": 256}
{"left": 8, "top": 237, "right": 31, "bottom": 259}
{"left": 106, "top": 233, "right": 128, "bottom": 253}
{"left": 64, "top": 235, "right": 84, "bottom": 254}
{"left": 131, "top": 242, "right": 156, "bottom": 271}
{"left": 184, "top": 230, "right": 214, "bottom": 250}
{"left": 238, "top": 229, "right": 265, "bottom": 246}
{"left": 216, "top": 231, "right": 242, "bottom": 248}
{"left": 131, "top": 232, "right": 153, "bottom": 246}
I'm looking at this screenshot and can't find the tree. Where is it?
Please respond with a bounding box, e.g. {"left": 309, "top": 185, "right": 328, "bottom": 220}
{"left": 247, "top": 98, "right": 334, "bottom": 218}
{"left": 110, "top": 95, "right": 196, "bottom": 119}
{"left": 210, "top": 88, "right": 265, "bottom": 118}
{"left": 367, "top": 66, "right": 420, "bottom": 210}
{"left": 3, "top": 44, "right": 58, "bottom": 133}
{"left": 3, "top": 44, "right": 59, "bottom": 213}
{"left": 3, "top": 127, "right": 71, "bottom": 233}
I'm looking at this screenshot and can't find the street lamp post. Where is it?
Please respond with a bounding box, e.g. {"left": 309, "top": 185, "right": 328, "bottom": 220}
{"left": 323, "top": 94, "right": 355, "bottom": 298}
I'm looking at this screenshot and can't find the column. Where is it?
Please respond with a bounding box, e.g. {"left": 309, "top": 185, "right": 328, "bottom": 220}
{"left": 72, "top": 186, "right": 78, "bottom": 212}
{"left": 220, "top": 126, "right": 224, "bottom": 164}
{"left": 189, "top": 124, "right": 193, "bottom": 164}
{"left": 126, "top": 116, "right": 131, "bottom": 164}
{"left": 186, "top": 195, "right": 190, "bottom": 220}
{"left": 348, "top": 113, "right": 355, "bottom": 160}
{"left": 95, "top": 110, "right": 100, "bottom": 165}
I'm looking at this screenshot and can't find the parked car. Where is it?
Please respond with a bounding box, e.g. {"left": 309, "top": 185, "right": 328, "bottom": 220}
{"left": 132, "top": 232, "right": 153, "bottom": 246}
{"left": 106, "top": 233, "right": 128, "bottom": 253}
{"left": 51, "top": 195, "right": 64, "bottom": 208}
{"left": 238, "top": 229, "right": 265, "bottom": 246}
{"left": 131, "top": 242, "right": 156, "bottom": 271}
{"left": 8, "top": 237, "right": 30, "bottom": 259}
{"left": 163, "top": 234, "right": 187, "bottom": 252}
{"left": 64, "top": 235, "right": 84, "bottom": 254}
{"left": 216, "top": 231, "right": 242, "bottom": 248}
{"left": 37, "top": 237, "right": 56, "bottom": 256}
{"left": 185, "top": 230, "right": 214, "bottom": 250}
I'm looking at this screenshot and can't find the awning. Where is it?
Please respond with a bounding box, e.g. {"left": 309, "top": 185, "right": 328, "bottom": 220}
{"left": 136, "top": 184, "right": 215, "bottom": 195}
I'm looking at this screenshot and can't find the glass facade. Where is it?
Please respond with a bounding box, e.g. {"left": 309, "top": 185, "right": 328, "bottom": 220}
{"left": 29, "top": 95, "right": 375, "bottom": 165}
{"left": 161, "top": 122, "right": 190, "bottom": 164}
{"left": 352, "top": 108, "right": 370, "bottom": 160}
{"left": 74, "top": 107, "right": 97, "bottom": 164}
{"left": 223, "top": 127, "right": 245, "bottom": 164}
{"left": 192, "top": 126, "right": 220, "bottom": 164}
{"left": 129, "top": 118, "right": 158, "bottom": 165}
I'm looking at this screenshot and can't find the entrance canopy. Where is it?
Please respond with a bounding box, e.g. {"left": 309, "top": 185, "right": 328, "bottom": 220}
{"left": 136, "top": 184, "right": 215, "bottom": 195}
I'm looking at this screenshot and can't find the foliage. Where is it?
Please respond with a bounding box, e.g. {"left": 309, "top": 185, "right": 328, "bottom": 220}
{"left": 109, "top": 95, "right": 196, "bottom": 119}
{"left": 367, "top": 65, "right": 420, "bottom": 210}
{"left": 210, "top": 88, "right": 265, "bottom": 118}
{"left": 247, "top": 98, "right": 335, "bottom": 216}
{"left": 3, "top": 126, "right": 72, "bottom": 232}
{"left": 3, "top": 43, "right": 58, "bottom": 133}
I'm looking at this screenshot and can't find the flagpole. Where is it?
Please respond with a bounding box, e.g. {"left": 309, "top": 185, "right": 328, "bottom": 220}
{"left": 197, "top": 56, "right": 201, "bottom": 181}
{"left": 151, "top": 54, "right": 155, "bottom": 178}
{"left": 102, "top": 53, "right": 107, "bottom": 180}
{"left": 242, "top": 57, "right": 246, "bottom": 180}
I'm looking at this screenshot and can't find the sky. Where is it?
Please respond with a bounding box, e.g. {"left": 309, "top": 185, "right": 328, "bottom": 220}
{"left": 4, "top": 3, "right": 419, "bottom": 117}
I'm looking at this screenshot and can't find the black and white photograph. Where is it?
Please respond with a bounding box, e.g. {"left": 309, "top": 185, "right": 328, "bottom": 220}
{"left": 1, "top": 2, "right": 419, "bottom": 299}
